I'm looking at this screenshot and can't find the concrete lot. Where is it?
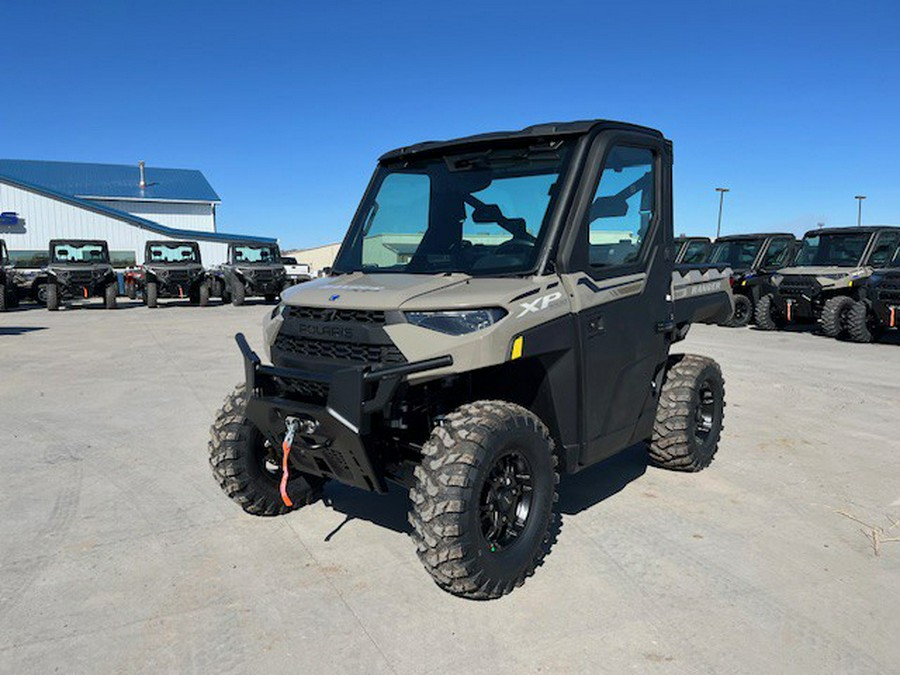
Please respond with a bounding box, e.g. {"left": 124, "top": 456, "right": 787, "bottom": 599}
{"left": 1, "top": 299, "right": 899, "bottom": 674}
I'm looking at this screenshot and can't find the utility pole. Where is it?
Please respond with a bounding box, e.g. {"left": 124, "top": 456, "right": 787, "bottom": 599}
{"left": 715, "top": 187, "right": 730, "bottom": 238}
{"left": 854, "top": 195, "right": 866, "bottom": 226}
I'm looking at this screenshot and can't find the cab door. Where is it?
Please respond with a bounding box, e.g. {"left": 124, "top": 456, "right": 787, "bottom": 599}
{"left": 558, "top": 131, "right": 673, "bottom": 468}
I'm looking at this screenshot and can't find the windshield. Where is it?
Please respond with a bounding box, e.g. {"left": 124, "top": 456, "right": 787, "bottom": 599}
{"left": 681, "top": 240, "right": 709, "bottom": 264}
{"left": 147, "top": 243, "right": 199, "bottom": 264}
{"left": 794, "top": 232, "right": 871, "bottom": 267}
{"left": 708, "top": 239, "right": 764, "bottom": 267}
{"left": 232, "top": 244, "right": 279, "bottom": 264}
{"left": 51, "top": 241, "right": 109, "bottom": 264}
{"left": 333, "top": 141, "right": 573, "bottom": 275}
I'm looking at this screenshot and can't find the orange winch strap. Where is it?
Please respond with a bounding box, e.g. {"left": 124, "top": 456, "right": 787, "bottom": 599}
{"left": 280, "top": 438, "right": 293, "bottom": 507}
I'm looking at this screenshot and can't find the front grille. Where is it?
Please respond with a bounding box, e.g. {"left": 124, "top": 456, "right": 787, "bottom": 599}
{"left": 165, "top": 270, "right": 191, "bottom": 283}
{"left": 251, "top": 269, "right": 274, "bottom": 281}
{"left": 68, "top": 271, "right": 93, "bottom": 285}
{"left": 281, "top": 377, "right": 330, "bottom": 403}
{"left": 285, "top": 306, "right": 386, "bottom": 324}
{"left": 274, "top": 334, "right": 406, "bottom": 365}
{"left": 779, "top": 276, "right": 817, "bottom": 297}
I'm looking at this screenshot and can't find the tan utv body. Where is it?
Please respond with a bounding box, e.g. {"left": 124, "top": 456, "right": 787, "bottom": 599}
{"left": 756, "top": 226, "right": 900, "bottom": 336}
{"left": 209, "top": 119, "right": 733, "bottom": 600}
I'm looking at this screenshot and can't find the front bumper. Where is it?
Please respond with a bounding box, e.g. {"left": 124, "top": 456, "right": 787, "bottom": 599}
{"left": 245, "top": 277, "right": 285, "bottom": 295}
{"left": 236, "top": 333, "right": 451, "bottom": 492}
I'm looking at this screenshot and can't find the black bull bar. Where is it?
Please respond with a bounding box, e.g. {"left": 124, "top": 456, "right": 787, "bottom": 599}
{"left": 235, "top": 333, "right": 452, "bottom": 493}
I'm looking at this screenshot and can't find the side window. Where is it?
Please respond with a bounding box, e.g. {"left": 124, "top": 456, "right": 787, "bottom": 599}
{"left": 761, "top": 238, "right": 791, "bottom": 268}
{"left": 587, "top": 146, "right": 655, "bottom": 269}
{"left": 868, "top": 232, "right": 900, "bottom": 268}
{"left": 682, "top": 241, "right": 709, "bottom": 264}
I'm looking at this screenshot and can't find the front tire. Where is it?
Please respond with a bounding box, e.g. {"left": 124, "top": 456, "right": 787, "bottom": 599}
{"left": 820, "top": 295, "right": 854, "bottom": 338}
{"left": 754, "top": 294, "right": 784, "bottom": 331}
{"left": 231, "top": 281, "right": 245, "bottom": 306}
{"left": 649, "top": 354, "right": 725, "bottom": 472}
{"left": 126, "top": 280, "right": 137, "bottom": 300}
{"left": 723, "top": 294, "right": 752, "bottom": 327}
{"left": 146, "top": 281, "right": 158, "bottom": 308}
{"left": 409, "top": 400, "right": 559, "bottom": 600}
{"left": 0, "top": 283, "right": 6, "bottom": 312}
{"left": 846, "top": 301, "right": 879, "bottom": 343}
{"left": 199, "top": 282, "right": 210, "bottom": 307}
{"left": 208, "top": 385, "right": 325, "bottom": 516}
{"left": 104, "top": 282, "right": 117, "bottom": 309}
{"left": 47, "top": 283, "right": 60, "bottom": 311}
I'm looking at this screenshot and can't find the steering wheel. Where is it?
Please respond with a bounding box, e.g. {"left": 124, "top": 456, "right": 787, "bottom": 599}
{"left": 494, "top": 238, "right": 535, "bottom": 257}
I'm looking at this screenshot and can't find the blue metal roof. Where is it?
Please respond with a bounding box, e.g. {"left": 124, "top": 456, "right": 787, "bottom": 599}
{"left": 0, "top": 173, "right": 275, "bottom": 245}
{"left": 0, "top": 159, "right": 220, "bottom": 202}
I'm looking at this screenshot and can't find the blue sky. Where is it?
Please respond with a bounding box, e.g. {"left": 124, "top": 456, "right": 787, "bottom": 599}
{"left": 2, "top": 0, "right": 898, "bottom": 248}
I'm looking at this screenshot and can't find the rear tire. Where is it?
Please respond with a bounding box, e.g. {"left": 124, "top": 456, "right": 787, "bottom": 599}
{"left": 231, "top": 281, "right": 245, "bottom": 306}
{"left": 47, "top": 283, "right": 60, "bottom": 311}
{"left": 723, "top": 294, "right": 752, "bottom": 327}
{"left": 104, "top": 282, "right": 117, "bottom": 309}
{"left": 754, "top": 294, "right": 783, "bottom": 331}
{"left": 649, "top": 354, "right": 725, "bottom": 472}
{"left": 126, "top": 280, "right": 137, "bottom": 300}
{"left": 0, "top": 283, "right": 6, "bottom": 312}
{"left": 409, "top": 400, "right": 559, "bottom": 600}
{"left": 820, "top": 295, "right": 854, "bottom": 338}
{"left": 146, "top": 281, "right": 158, "bottom": 308}
{"left": 846, "top": 301, "right": 879, "bottom": 343}
{"left": 199, "top": 282, "right": 210, "bottom": 307}
{"left": 208, "top": 385, "right": 325, "bottom": 516}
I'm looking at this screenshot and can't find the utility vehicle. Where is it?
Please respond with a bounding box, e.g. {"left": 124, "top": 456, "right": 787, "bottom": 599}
{"left": 45, "top": 239, "right": 117, "bottom": 311}
{"left": 844, "top": 248, "right": 900, "bottom": 343}
{"left": 674, "top": 235, "right": 711, "bottom": 264}
{"left": 210, "top": 242, "right": 288, "bottom": 305}
{"left": 756, "top": 226, "right": 900, "bottom": 336}
{"left": 208, "top": 119, "right": 733, "bottom": 599}
{"left": 132, "top": 240, "right": 210, "bottom": 308}
{"left": 0, "top": 239, "right": 16, "bottom": 311}
{"left": 705, "top": 233, "right": 798, "bottom": 327}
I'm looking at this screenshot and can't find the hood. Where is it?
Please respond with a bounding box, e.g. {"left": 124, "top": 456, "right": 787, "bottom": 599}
{"left": 145, "top": 262, "right": 203, "bottom": 272}
{"left": 777, "top": 266, "right": 862, "bottom": 277}
{"left": 236, "top": 263, "right": 283, "bottom": 272}
{"left": 280, "top": 272, "right": 472, "bottom": 311}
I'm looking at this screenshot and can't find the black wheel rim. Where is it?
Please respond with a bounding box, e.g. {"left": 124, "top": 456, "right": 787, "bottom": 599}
{"left": 734, "top": 299, "right": 749, "bottom": 322}
{"left": 479, "top": 451, "right": 534, "bottom": 552}
{"left": 694, "top": 381, "right": 716, "bottom": 442}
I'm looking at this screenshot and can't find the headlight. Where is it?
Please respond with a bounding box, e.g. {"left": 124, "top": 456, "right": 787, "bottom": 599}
{"left": 770, "top": 274, "right": 783, "bottom": 285}
{"left": 823, "top": 273, "right": 847, "bottom": 280}
{"left": 271, "top": 303, "right": 287, "bottom": 319}
{"left": 405, "top": 308, "right": 507, "bottom": 335}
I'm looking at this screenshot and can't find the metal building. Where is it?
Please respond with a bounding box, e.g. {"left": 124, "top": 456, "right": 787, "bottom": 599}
{"left": 0, "top": 159, "right": 274, "bottom": 267}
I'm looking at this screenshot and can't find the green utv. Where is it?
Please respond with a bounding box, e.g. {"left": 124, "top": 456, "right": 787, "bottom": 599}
{"left": 45, "top": 239, "right": 118, "bottom": 311}
{"left": 208, "top": 120, "right": 734, "bottom": 599}
{"left": 704, "top": 233, "right": 798, "bottom": 327}
{"left": 755, "top": 226, "right": 900, "bottom": 337}
{"left": 0, "top": 238, "right": 17, "bottom": 311}
{"left": 846, "top": 249, "right": 900, "bottom": 343}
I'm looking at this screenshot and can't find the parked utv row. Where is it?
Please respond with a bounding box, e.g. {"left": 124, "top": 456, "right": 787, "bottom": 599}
{"left": 0, "top": 238, "right": 300, "bottom": 311}
{"left": 676, "top": 226, "right": 900, "bottom": 344}
{"left": 756, "top": 226, "right": 900, "bottom": 343}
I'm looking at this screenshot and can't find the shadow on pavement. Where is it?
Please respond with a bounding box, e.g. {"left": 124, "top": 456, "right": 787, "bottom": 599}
{"left": 0, "top": 326, "right": 48, "bottom": 336}
{"left": 321, "top": 443, "right": 649, "bottom": 540}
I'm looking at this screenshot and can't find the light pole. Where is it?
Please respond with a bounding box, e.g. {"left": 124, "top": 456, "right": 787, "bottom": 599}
{"left": 854, "top": 195, "right": 866, "bottom": 226}
{"left": 715, "top": 187, "right": 730, "bottom": 238}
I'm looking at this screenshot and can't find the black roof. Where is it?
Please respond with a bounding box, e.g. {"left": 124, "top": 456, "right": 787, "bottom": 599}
{"left": 801, "top": 225, "right": 900, "bottom": 237}
{"left": 715, "top": 232, "right": 795, "bottom": 241}
{"left": 48, "top": 239, "right": 109, "bottom": 246}
{"left": 675, "top": 235, "right": 711, "bottom": 241}
{"left": 146, "top": 240, "right": 199, "bottom": 247}
{"left": 379, "top": 119, "right": 665, "bottom": 161}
